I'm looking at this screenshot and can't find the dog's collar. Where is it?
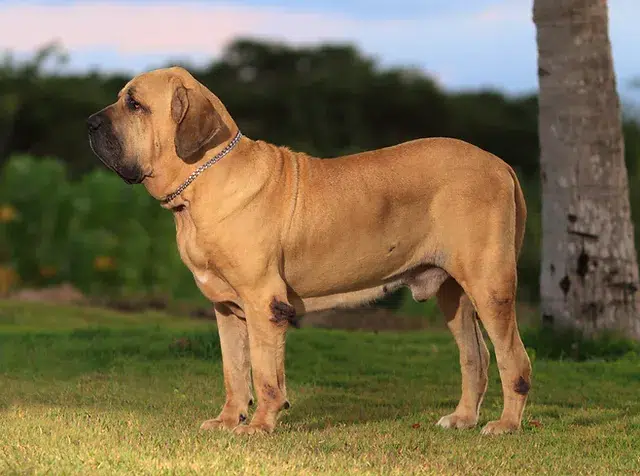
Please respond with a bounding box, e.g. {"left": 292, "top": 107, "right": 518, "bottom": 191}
{"left": 161, "top": 130, "right": 243, "bottom": 205}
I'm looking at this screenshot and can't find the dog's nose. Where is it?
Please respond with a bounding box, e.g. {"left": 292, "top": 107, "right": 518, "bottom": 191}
{"left": 87, "top": 113, "right": 104, "bottom": 132}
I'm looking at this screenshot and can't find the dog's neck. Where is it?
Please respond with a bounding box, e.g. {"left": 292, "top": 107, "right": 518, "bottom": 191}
{"left": 143, "top": 130, "right": 245, "bottom": 209}
{"left": 161, "top": 130, "right": 243, "bottom": 207}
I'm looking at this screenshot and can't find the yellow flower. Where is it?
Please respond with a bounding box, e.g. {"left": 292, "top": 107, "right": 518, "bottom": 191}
{"left": 39, "top": 266, "right": 58, "bottom": 278}
{"left": 94, "top": 256, "right": 115, "bottom": 271}
{"left": 0, "top": 265, "right": 18, "bottom": 296}
{"left": 0, "top": 204, "right": 17, "bottom": 223}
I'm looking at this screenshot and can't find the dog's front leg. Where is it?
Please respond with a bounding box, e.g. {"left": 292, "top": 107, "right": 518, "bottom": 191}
{"left": 233, "top": 290, "right": 292, "bottom": 435}
{"left": 200, "top": 303, "right": 253, "bottom": 431}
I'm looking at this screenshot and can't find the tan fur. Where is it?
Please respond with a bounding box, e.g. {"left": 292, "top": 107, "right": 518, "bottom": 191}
{"left": 89, "top": 66, "right": 532, "bottom": 436}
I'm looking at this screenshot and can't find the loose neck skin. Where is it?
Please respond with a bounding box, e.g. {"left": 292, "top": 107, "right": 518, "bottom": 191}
{"left": 143, "top": 130, "right": 243, "bottom": 208}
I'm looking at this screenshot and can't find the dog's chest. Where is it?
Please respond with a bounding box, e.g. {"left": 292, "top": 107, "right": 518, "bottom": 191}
{"left": 174, "top": 212, "right": 237, "bottom": 303}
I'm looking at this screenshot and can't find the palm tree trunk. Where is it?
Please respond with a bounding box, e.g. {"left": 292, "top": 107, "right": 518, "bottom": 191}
{"left": 534, "top": 0, "right": 640, "bottom": 339}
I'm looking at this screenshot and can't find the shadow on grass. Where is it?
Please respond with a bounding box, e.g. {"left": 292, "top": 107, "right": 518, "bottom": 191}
{"left": 568, "top": 411, "right": 629, "bottom": 427}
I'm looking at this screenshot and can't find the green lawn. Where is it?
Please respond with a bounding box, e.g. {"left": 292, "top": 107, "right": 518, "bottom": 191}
{"left": 0, "top": 300, "right": 639, "bottom": 475}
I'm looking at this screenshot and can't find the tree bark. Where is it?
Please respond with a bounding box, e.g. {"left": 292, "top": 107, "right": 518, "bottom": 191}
{"left": 534, "top": 0, "right": 640, "bottom": 339}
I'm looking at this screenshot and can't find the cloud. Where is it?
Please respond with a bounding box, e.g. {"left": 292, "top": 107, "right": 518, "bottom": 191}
{"left": 0, "top": 2, "right": 413, "bottom": 55}
{"left": 474, "top": 1, "right": 528, "bottom": 24}
{"left": 0, "top": 1, "right": 536, "bottom": 86}
{"left": 0, "top": 1, "right": 532, "bottom": 56}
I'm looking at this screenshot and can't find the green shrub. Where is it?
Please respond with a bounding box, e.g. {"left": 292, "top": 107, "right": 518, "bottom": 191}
{"left": 0, "top": 155, "right": 74, "bottom": 286}
{"left": 522, "top": 324, "right": 639, "bottom": 361}
{"left": 0, "top": 154, "right": 199, "bottom": 302}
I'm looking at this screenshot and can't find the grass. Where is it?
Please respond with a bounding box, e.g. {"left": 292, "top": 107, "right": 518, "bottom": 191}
{"left": 0, "top": 300, "right": 639, "bottom": 475}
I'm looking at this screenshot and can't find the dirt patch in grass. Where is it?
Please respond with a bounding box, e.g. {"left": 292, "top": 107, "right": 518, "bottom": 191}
{"left": 9, "top": 283, "right": 86, "bottom": 305}
{"left": 299, "top": 308, "right": 434, "bottom": 331}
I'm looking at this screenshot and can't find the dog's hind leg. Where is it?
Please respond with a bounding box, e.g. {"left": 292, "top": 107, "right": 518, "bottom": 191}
{"left": 438, "top": 164, "right": 530, "bottom": 435}
{"left": 469, "top": 267, "right": 531, "bottom": 435}
{"left": 464, "top": 180, "right": 531, "bottom": 435}
{"left": 435, "top": 277, "right": 489, "bottom": 430}
{"left": 200, "top": 303, "right": 253, "bottom": 431}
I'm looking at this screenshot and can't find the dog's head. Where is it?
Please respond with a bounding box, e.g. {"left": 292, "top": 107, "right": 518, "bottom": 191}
{"left": 87, "top": 67, "right": 233, "bottom": 186}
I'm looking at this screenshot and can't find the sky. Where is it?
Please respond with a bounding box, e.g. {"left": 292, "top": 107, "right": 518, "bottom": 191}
{"left": 1, "top": 0, "right": 639, "bottom": 98}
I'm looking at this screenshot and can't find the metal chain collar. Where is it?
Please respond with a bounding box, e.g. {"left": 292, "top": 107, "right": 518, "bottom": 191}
{"left": 161, "top": 130, "right": 243, "bottom": 205}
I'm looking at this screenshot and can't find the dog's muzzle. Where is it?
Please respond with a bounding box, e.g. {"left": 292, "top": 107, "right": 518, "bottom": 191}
{"left": 87, "top": 112, "right": 145, "bottom": 184}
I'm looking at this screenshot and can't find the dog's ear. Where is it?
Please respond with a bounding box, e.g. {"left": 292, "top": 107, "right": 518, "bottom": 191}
{"left": 171, "top": 85, "right": 229, "bottom": 161}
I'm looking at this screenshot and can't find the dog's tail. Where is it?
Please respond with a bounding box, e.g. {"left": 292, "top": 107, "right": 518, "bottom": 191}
{"left": 506, "top": 165, "right": 527, "bottom": 260}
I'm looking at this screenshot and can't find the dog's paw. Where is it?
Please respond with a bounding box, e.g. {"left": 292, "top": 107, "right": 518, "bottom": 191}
{"left": 200, "top": 413, "right": 247, "bottom": 431}
{"left": 200, "top": 418, "right": 234, "bottom": 431}
{"left": 436, "top": 413, "right": 478, "bottom": 430}
{"left": 480, "top": 419, "right": 520, "bottom": 435}
{"left": 232, "top": 423, "right": 272, "bottom": 436}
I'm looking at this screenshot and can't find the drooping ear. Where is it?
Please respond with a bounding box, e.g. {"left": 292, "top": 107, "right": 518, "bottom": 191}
{"left": 171, "top": 85, "right": 230, "bottom": 161}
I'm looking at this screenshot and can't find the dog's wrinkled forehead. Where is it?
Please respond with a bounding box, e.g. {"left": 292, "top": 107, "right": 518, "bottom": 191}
{"left": 117, "top": 67, "right": 197, "bottom": 110}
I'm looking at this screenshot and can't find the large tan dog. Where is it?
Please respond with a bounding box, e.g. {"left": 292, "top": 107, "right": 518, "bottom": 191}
{"left": 87, "top": 67, "right": 532, "bottom": 436}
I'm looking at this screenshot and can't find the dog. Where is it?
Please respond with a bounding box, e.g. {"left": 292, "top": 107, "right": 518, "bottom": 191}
{"left": 87, "top": 66, "right": 532, "bottom": 436}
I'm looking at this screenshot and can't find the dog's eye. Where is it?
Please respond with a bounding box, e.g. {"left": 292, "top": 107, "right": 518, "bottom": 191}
{"left": 126, "top": 95, "right": 141, "bottom": 111}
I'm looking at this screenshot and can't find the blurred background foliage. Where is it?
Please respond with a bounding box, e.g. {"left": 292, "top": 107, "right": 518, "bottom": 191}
{"left": 1, "top": 39, "right": 639, "bottom": 312}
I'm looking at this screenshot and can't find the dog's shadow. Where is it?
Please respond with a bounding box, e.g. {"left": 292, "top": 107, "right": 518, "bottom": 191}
{"left": 277, "top": 383, "right": 461, "bottom": 431}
